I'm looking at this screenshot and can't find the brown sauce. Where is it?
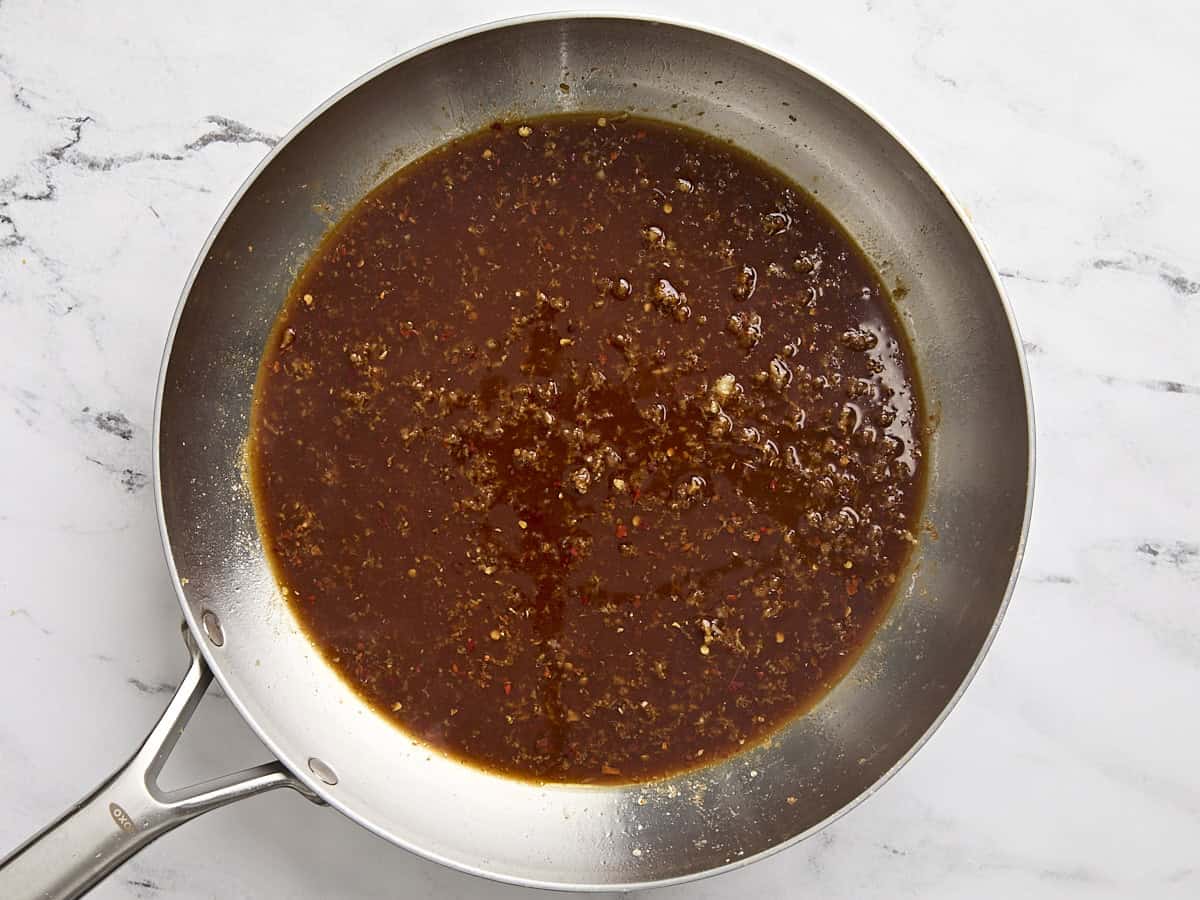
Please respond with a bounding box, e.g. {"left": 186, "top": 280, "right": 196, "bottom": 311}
{"left": 250, "top": 114, "right": 924, "bottom": 784}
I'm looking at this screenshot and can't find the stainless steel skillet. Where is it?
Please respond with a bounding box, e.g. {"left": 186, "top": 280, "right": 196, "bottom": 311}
{"left": 0, "top": 14, "right": 1034, "bottom": 898}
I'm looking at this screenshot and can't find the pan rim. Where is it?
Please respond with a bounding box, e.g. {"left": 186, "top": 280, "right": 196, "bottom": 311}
{"left": 153, "top": 10, "right": 1036, "bottom": 892}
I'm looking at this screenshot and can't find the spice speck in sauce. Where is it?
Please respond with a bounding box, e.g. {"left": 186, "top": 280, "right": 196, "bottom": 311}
{"left": 251, "top": 113, "right": 924, "bottom": 784}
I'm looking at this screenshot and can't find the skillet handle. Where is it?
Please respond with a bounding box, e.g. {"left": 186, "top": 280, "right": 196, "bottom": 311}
{"left": 0, "top": 625, "right": 320, "bottom": 900}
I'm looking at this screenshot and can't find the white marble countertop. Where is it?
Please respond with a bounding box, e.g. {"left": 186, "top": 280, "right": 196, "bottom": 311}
{"left": 2, "top": 1, "right": 1197, "bottom": 897}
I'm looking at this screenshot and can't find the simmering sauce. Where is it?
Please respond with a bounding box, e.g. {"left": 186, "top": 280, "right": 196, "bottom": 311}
{"left": 251, "top": 114, "right": 923, "bottom": 783}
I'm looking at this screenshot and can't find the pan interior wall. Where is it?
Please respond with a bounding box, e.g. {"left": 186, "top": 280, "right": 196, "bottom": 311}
{"left": 157, "top": 16, "right": 1030, "bottom": 890}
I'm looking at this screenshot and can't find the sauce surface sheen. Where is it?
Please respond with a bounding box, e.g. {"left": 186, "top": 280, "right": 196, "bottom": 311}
{"left": 251, "top": 114, "right": 924, "bottom": 783}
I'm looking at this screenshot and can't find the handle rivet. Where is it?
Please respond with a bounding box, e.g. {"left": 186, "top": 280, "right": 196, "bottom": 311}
{"left": 201, "top": 610, "right": 225, "bottom": 647}
{"left": 308, "top": 757, "right": 338, "bottom": 785}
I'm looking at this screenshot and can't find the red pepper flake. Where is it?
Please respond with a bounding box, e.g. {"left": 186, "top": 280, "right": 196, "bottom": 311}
{"left": 846, "top": 576, "right": 860, "bottom": 597}
{"left": 581, "top": 595, "right": 590, "bottom": 605}
{"left": 615, "top": 523, "right": 629, "bottom": 540}
{"left": 466, "top": 638, "right": 476, "bottom": 652}
{"left": 451, "top": 663, "right": 459, "bottom": 674}
{"left": 503, "top": 681, "right": 512, "bottom": 695}
{"left": 631, "top": 488, "right": 641, "bottom": 503}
